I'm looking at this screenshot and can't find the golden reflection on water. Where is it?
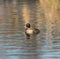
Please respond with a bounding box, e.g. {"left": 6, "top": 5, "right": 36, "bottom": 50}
{"left": 0, "top": 0, "right": 60, "bottom": 59}
{"left": 22, "top": 3, "right": 30, "bottom": 24}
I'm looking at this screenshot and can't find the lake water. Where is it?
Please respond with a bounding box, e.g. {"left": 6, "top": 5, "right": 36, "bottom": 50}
{"left": 0, "top": 0, "right": 60, "bottom": 59}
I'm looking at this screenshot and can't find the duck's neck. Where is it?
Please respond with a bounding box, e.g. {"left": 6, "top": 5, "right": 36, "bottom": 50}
{"left": 26, "top": 27, "right": 30, "bottom": 29}
{"left": 28, "top": 27, "right": 30, "bottom": 28}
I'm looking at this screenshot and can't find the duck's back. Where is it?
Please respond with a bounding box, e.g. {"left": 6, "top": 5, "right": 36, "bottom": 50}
{"left": 33, "top": 28, "right": 40, "bottom": 34}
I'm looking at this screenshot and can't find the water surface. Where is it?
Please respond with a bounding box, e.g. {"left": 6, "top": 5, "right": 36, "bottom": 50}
{"left": 0, "top": 0, "right": 60, "bottom": 59}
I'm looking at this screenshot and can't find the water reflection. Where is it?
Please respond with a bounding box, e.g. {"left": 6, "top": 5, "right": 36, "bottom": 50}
{"left": 0, "top": 0, "right": 60, "bottom": 59}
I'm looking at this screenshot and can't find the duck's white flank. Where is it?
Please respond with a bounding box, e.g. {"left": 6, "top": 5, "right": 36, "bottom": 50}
{"left": 26, "top": 28, "right": 34, "bottom": 34}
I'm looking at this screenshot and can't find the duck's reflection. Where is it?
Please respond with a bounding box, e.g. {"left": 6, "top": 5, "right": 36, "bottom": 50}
{"left": 22, "top": 34, "right": 38, "bottom": 59}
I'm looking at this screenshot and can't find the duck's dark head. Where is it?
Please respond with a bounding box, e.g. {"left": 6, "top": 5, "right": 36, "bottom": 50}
{"left": 26, "top": 23, "right": 30, "bottom": 28}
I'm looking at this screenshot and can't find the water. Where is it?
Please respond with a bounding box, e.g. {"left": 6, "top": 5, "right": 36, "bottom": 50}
{"left": 0, "top": 0, "right": 60, "bottom": 59}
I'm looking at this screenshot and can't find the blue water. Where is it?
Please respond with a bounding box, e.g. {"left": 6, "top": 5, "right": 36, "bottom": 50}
{"left": 0, "top": 0, "right": 60, "bottom": 59}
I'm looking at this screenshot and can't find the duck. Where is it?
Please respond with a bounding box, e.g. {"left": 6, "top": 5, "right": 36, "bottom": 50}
{"left": 25, "top": 23, "right": 40, "bottom": 36}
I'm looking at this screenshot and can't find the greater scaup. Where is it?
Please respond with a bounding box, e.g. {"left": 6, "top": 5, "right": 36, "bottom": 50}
{"left": 25, "top": 23, "right": 40, "bottom": 38}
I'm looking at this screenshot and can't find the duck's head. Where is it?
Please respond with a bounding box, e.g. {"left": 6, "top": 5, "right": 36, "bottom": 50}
{"left": 26, "top": 23, "right": 30, "bottom": 28}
